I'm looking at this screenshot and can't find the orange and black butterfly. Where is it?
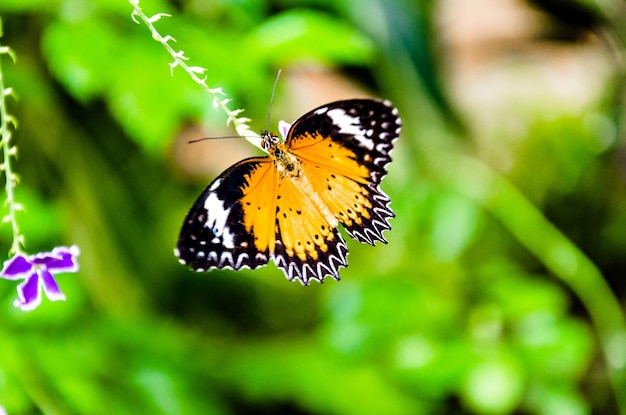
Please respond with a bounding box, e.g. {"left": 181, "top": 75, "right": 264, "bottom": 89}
{"left": 175, "top": 99, "right": 401, "bottom": 285}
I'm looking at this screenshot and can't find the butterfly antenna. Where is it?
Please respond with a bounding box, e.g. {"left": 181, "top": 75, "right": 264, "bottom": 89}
{"left": 190, "top": 70, "right": 282, "bottom": 144}
{"left": 187, "top": 135, "right": 248, "bottom": 144}
{"left": 265, "top": 69, "right": 282, "bottom": 133}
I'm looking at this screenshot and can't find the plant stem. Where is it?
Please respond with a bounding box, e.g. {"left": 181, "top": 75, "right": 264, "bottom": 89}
{"left": 0, "top": 27, "right": 23, "bottom": 255}
{"left": 128, "top": 0, "right": 262, "bottom": 149}
{"left": 442, "top": 151, "right": 626, "bottom": 415}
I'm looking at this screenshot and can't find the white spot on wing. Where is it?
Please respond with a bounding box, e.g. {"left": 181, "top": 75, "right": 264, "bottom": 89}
{"left": 221, "top": 227, "right": 235, "bottom": 248}
{"left": 209, "top": 178, "right": 222, "bottom": 191}
{"left": 203, "top": 192, "right": 235, "bottom": 248}
{"left": 326, "top": 108, "right": 374, "bottom": 150}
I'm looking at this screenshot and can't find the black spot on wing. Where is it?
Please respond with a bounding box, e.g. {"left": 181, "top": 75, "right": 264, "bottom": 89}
{"left": 286, "top": 99, "right": 401, "bottom": 185}
{"left": 176, "top": 158, "right": 271, "bottom": 272}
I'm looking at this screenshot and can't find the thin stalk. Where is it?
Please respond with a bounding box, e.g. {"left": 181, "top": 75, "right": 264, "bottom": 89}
{"left": 0, "top": 28, "right": 23, "bottom": 255}
{"left": 440, "top": 151, "right": 626, "bottom": 415}
{"left": 128, "top": 0, "right": 262, "bottom": 149}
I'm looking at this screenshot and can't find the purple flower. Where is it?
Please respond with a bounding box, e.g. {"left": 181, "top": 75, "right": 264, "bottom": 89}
{"left": 0, "top": 245, "right": 80, "bottom": 311}
{"left": 278, "top": 120, "right": 292, "bottom": 141}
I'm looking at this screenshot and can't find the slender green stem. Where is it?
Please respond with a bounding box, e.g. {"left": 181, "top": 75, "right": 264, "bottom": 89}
{"left": 128, "top": 0, "right": 262, "bottom": 148}
{"left": 439, "top": 151, "right": 626, "bottom": 415}
{"left": 0, "top": 28, "right": 23, "bottom": 255}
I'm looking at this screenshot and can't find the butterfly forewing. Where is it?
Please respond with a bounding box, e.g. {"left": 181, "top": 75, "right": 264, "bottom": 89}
{"left": 287, "top": 99, "right": 400, "bottom": 185}
{"left": 175, "top": 158, "right": 274, "bottom": 271}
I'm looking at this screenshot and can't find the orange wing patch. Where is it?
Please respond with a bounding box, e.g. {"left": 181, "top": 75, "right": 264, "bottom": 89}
{"left": 238, "top": 161, "right": 278, "bottom": 254}
{"left": 291, "top": 132, "right": 371, "bottom": 184}
{"left": 304, "top": 164, "right": 373, "bottom": 226}
{"left": 293, "top": 133, "right": 393, "bottom": 245}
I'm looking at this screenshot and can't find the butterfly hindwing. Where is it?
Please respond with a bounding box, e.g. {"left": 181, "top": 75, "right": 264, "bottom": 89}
{"left": 271, "top": 172, "right": 348, "bottom": 284}
{"left": 299, "top": 162, "right": 393, "bottom": 245}
{"left": 175, "top": 157, "right": 275, "bottom": 272}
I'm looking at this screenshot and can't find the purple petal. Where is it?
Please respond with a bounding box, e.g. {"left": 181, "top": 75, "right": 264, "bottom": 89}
{"left": 32, "top": 245, "right": 80, "bottom": 273}
{"left": 14, "top": 272, "right": 42, "bottom": 311}
{"left": 40, "top": 269, "right": 66, "bottom": 302}
{"left": 278, "top": 120, "right": 292, "bottom": 141}
{"left": 0, "top": 255, "right": 33, "bottom": 280}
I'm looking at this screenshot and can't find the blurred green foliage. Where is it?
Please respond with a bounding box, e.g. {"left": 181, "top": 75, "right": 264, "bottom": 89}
{"left": 0, "top": 0, "right": 625, "bottom": 414}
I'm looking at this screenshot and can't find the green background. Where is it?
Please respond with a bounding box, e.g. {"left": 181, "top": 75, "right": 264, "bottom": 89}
{"left": 0, "top": 0, "right": 625, "bottom": 414}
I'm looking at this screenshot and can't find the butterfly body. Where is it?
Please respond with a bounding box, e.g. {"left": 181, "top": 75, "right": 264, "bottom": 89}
{"left": 175, "top": 99, "right": 401, "bottom": 285}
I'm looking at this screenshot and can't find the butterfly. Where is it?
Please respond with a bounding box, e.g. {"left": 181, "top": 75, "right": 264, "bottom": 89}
{"left": 175, "top": 99, "right": 401, "bottom": 285}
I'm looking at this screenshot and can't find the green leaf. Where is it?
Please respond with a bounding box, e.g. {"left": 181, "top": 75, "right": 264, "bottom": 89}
{"left": 41, "top": 18, "right": 215, "bottom": 153}
{"left": 245, "top": 9, "right": 375, "bottom": 66}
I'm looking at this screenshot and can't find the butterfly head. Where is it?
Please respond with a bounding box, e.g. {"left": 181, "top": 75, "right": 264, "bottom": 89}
{"left": 260, "top": 130, "right": 280, "bottom": 151}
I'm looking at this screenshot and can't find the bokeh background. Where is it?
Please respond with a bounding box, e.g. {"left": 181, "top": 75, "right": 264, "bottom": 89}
{"left": 0, "top": 0, "right": 625, "bottom": 414}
